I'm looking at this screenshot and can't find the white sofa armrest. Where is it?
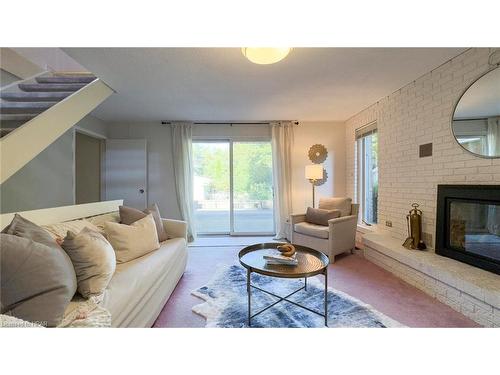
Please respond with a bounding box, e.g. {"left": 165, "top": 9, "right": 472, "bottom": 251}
{"left": 161, "top": 218, "right": 188, "bottom": 241}
{"left": 290, "top": 213, "right": 306, "bottom": 225}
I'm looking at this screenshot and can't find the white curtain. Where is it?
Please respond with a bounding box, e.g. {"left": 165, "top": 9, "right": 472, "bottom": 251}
{"left": 171, "top": 122, "right": 196, "bottom": 241}
{"left": 271, "top": 121, "right": 294, "bottom": 239}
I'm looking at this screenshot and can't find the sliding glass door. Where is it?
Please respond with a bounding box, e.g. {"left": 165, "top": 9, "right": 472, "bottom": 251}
{"left": 233, "top": 141, "right": 274, "bottom": 234}
{"left": 193, "top": 140, "right": 274, "bottom": 235}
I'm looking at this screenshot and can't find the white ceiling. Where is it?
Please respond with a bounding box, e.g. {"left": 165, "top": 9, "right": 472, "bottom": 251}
{"left": 64, "top": 48, "right": 466, "bottom": 122}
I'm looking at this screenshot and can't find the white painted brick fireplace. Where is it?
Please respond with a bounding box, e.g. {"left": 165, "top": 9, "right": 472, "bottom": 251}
{"left": 345, "top": 48, "right": 500, "bottom": 326}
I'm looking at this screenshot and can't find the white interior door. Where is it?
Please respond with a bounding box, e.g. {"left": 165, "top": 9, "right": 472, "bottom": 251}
{"left": 105, "top": 139, "right": 147, "bottom": 209}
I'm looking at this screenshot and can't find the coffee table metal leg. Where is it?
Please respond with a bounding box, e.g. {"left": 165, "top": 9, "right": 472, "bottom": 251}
{"left": 324, "top": 267, "right": 328, "bottom": 327}
{"left": 247, "top": 268, "right": 251, "bottom": 327}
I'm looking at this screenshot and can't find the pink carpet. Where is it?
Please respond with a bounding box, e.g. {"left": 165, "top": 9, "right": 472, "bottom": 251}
{"left": 153, "top": 246, "right": 479, "bottom": 328}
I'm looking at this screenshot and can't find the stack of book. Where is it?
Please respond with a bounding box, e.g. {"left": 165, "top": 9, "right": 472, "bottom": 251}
{"left": 263, "top": 252, "right": 298, "bottom": 266}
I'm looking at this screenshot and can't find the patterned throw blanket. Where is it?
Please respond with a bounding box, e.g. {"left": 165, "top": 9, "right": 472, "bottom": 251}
{"left": 1, "top": 294, "right": 111, "bottom": 328}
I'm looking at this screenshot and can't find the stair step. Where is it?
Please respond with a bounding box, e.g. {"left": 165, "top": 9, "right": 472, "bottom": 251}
{"left": 52, "top": 71, "right": 94, "bottom": 77}
{"left": 0, "top": 92, "right": 73, "bottom": 102}
{"left": 18, "top": 83, "right": 86, "bottom": 92}
{"left": 0, "top": 114, "right": 36, "bottom": 122}
{"left": 36, "top": 76, "right": 96, "bottom": 84}
{"left": 0, "top": 102, "right": 56, "bottom": 114}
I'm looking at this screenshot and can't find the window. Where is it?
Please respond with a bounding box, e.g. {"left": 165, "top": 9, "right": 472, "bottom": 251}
{"left": 356, "top": 122, "right": 378, "bottom": 225}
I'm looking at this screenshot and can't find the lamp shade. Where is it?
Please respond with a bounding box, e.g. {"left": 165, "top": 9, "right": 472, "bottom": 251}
{"left": 305, "top": 164, "right": 323, "bottom": 180}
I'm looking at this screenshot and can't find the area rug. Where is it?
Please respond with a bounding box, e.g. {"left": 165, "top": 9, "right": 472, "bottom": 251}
{"left": 192, "top": 264, "right": 405, "bottom": 328}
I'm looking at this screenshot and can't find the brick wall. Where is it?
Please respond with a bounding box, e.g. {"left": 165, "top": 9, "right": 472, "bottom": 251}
{"left": 364, "top": 246, "right": 499, "bottom": 327}
{"left": 346, "top": 48, "right": 500, "bottom": 246}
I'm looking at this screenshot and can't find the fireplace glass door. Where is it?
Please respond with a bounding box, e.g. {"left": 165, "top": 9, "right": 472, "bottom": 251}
{"left": 448, "top": 200, "right": 500, "bottom": 262}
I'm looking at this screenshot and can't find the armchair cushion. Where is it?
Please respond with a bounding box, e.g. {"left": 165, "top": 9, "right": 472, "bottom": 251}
{"left": 318, "top": 197, "right": 352, "bottom": 217}
{"left": 305, "top": 207, "right": 341, "bottom": 226}
{"left": 293, "top": 222, "right": 329, "bottom": 239}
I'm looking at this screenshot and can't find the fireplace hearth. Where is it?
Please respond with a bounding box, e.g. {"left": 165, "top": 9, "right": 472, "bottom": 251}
{"left": 436, "top": 185, "right": 500, "bottom": 275}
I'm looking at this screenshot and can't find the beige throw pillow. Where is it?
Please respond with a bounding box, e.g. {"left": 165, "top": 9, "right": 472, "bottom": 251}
{"left": 144, "top": 204, "right": 169, "bottom": 242}
{"left": 104, "top": 214, "right": 160, "bottom": 263}
{"left": 305, "top": 207, "right": 341, "bottom": 226}
{"left": 61, "top": 227, "right": 116, "bottom": 298}
{"left": 86, "top": 212, "right": 120, "bottom": 235}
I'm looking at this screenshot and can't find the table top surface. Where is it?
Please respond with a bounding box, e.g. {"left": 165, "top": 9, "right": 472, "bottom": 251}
{"left": 238, "top": 243, "right": 329, "bottom": 278}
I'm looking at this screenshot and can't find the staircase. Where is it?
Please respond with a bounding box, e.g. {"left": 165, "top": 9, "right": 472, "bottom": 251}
{"left": 1, "top": 73, "right": 97, "bottom": 135}
{"left": 0, "top": 71, "right": 113, "bottom": 184}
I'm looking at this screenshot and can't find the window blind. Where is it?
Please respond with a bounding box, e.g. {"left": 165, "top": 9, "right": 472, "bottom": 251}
{"left": 355, "top": 121, "right": 377, "bottom": 140}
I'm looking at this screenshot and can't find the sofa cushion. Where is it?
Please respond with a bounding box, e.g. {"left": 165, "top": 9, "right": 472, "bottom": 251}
{"left": 305, "top": 207, "right": 341, "bottom": 226}
{"left": 104, "top": 214, "right": 160, "bottom": 263}
{"left": 294, "top": 222, "right": 329, "bottom": 239}
{"left": 42, "top": 219, "right": 100, "bottom": 240}
{"left": 0, "top": 233, "right": 77, "bottom": 327}
{"left": 318, "top": 197, "right": 352, "bottom": 217}
{"left": 61, "top": 227, "right": 116, "bottom": 298}
{"left": 101, "top": 237, "right": 187, "bottom": 327}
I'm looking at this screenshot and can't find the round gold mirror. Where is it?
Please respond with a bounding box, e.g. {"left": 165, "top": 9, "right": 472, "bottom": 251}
{"left": 451, "top": 67, "right": 500, "bottom": 158}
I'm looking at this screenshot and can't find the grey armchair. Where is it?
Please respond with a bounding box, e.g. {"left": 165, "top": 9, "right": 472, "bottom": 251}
{"left": 290, "top": 197, "right": 359, "bottom": 263}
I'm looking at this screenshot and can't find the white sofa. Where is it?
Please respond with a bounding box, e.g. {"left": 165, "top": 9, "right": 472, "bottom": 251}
{"left": 101, "top": 218, "right": 188, "bottom": 327}
{"left": 0, "top": 200, "right": 188, "bottom": 328}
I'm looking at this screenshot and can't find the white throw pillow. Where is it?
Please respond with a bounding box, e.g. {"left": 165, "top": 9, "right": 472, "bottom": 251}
{"left": 42, "top": 219, "right": 100, "bottom": 240}
{"left": 104, "top": 214, "right": 160, "bottom": 263}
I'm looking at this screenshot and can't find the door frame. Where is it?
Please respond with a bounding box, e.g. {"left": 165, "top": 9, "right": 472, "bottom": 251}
{"left": 192, "top": 136, "right": 275, "bottom": 236}
{"left": 73, "top": 127, "right": 106, "bottom": 205}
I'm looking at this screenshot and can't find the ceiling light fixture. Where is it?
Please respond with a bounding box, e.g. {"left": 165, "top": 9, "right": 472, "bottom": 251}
{"left": 241, "top": 48, "right": 292, "bottom": 65}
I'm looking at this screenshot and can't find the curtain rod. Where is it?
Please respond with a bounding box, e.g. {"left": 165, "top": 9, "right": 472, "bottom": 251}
{"left": 161, "top": 121, "right": 299, "bottom": 126}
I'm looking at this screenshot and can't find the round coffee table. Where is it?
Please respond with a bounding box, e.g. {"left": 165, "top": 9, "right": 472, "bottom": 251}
{"left": 238, "top": 242, "right": 329, "bottom": 327}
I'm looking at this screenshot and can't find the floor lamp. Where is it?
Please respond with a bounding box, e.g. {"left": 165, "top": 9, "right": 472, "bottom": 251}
{"left": 305, "top": 164, "right": 323, "bottom": 208}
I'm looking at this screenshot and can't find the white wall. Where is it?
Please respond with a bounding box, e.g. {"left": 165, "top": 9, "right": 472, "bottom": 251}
{"left": 1, "top": 68, "right": 20, "bottom": 87}
{"left": 0, "top": 115, "right": 108, "bottom": 213}
{"left": 13, "top": 48, "right": 87, "bottom": 72}
{"left": 345, "top": 48, "right": 500, "bottom": 245}
{"left": 291, "top": 121, "right": 346, "bottom": 213}
{"left": 193, "top": 123, "right": 271, "bottom": 138}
